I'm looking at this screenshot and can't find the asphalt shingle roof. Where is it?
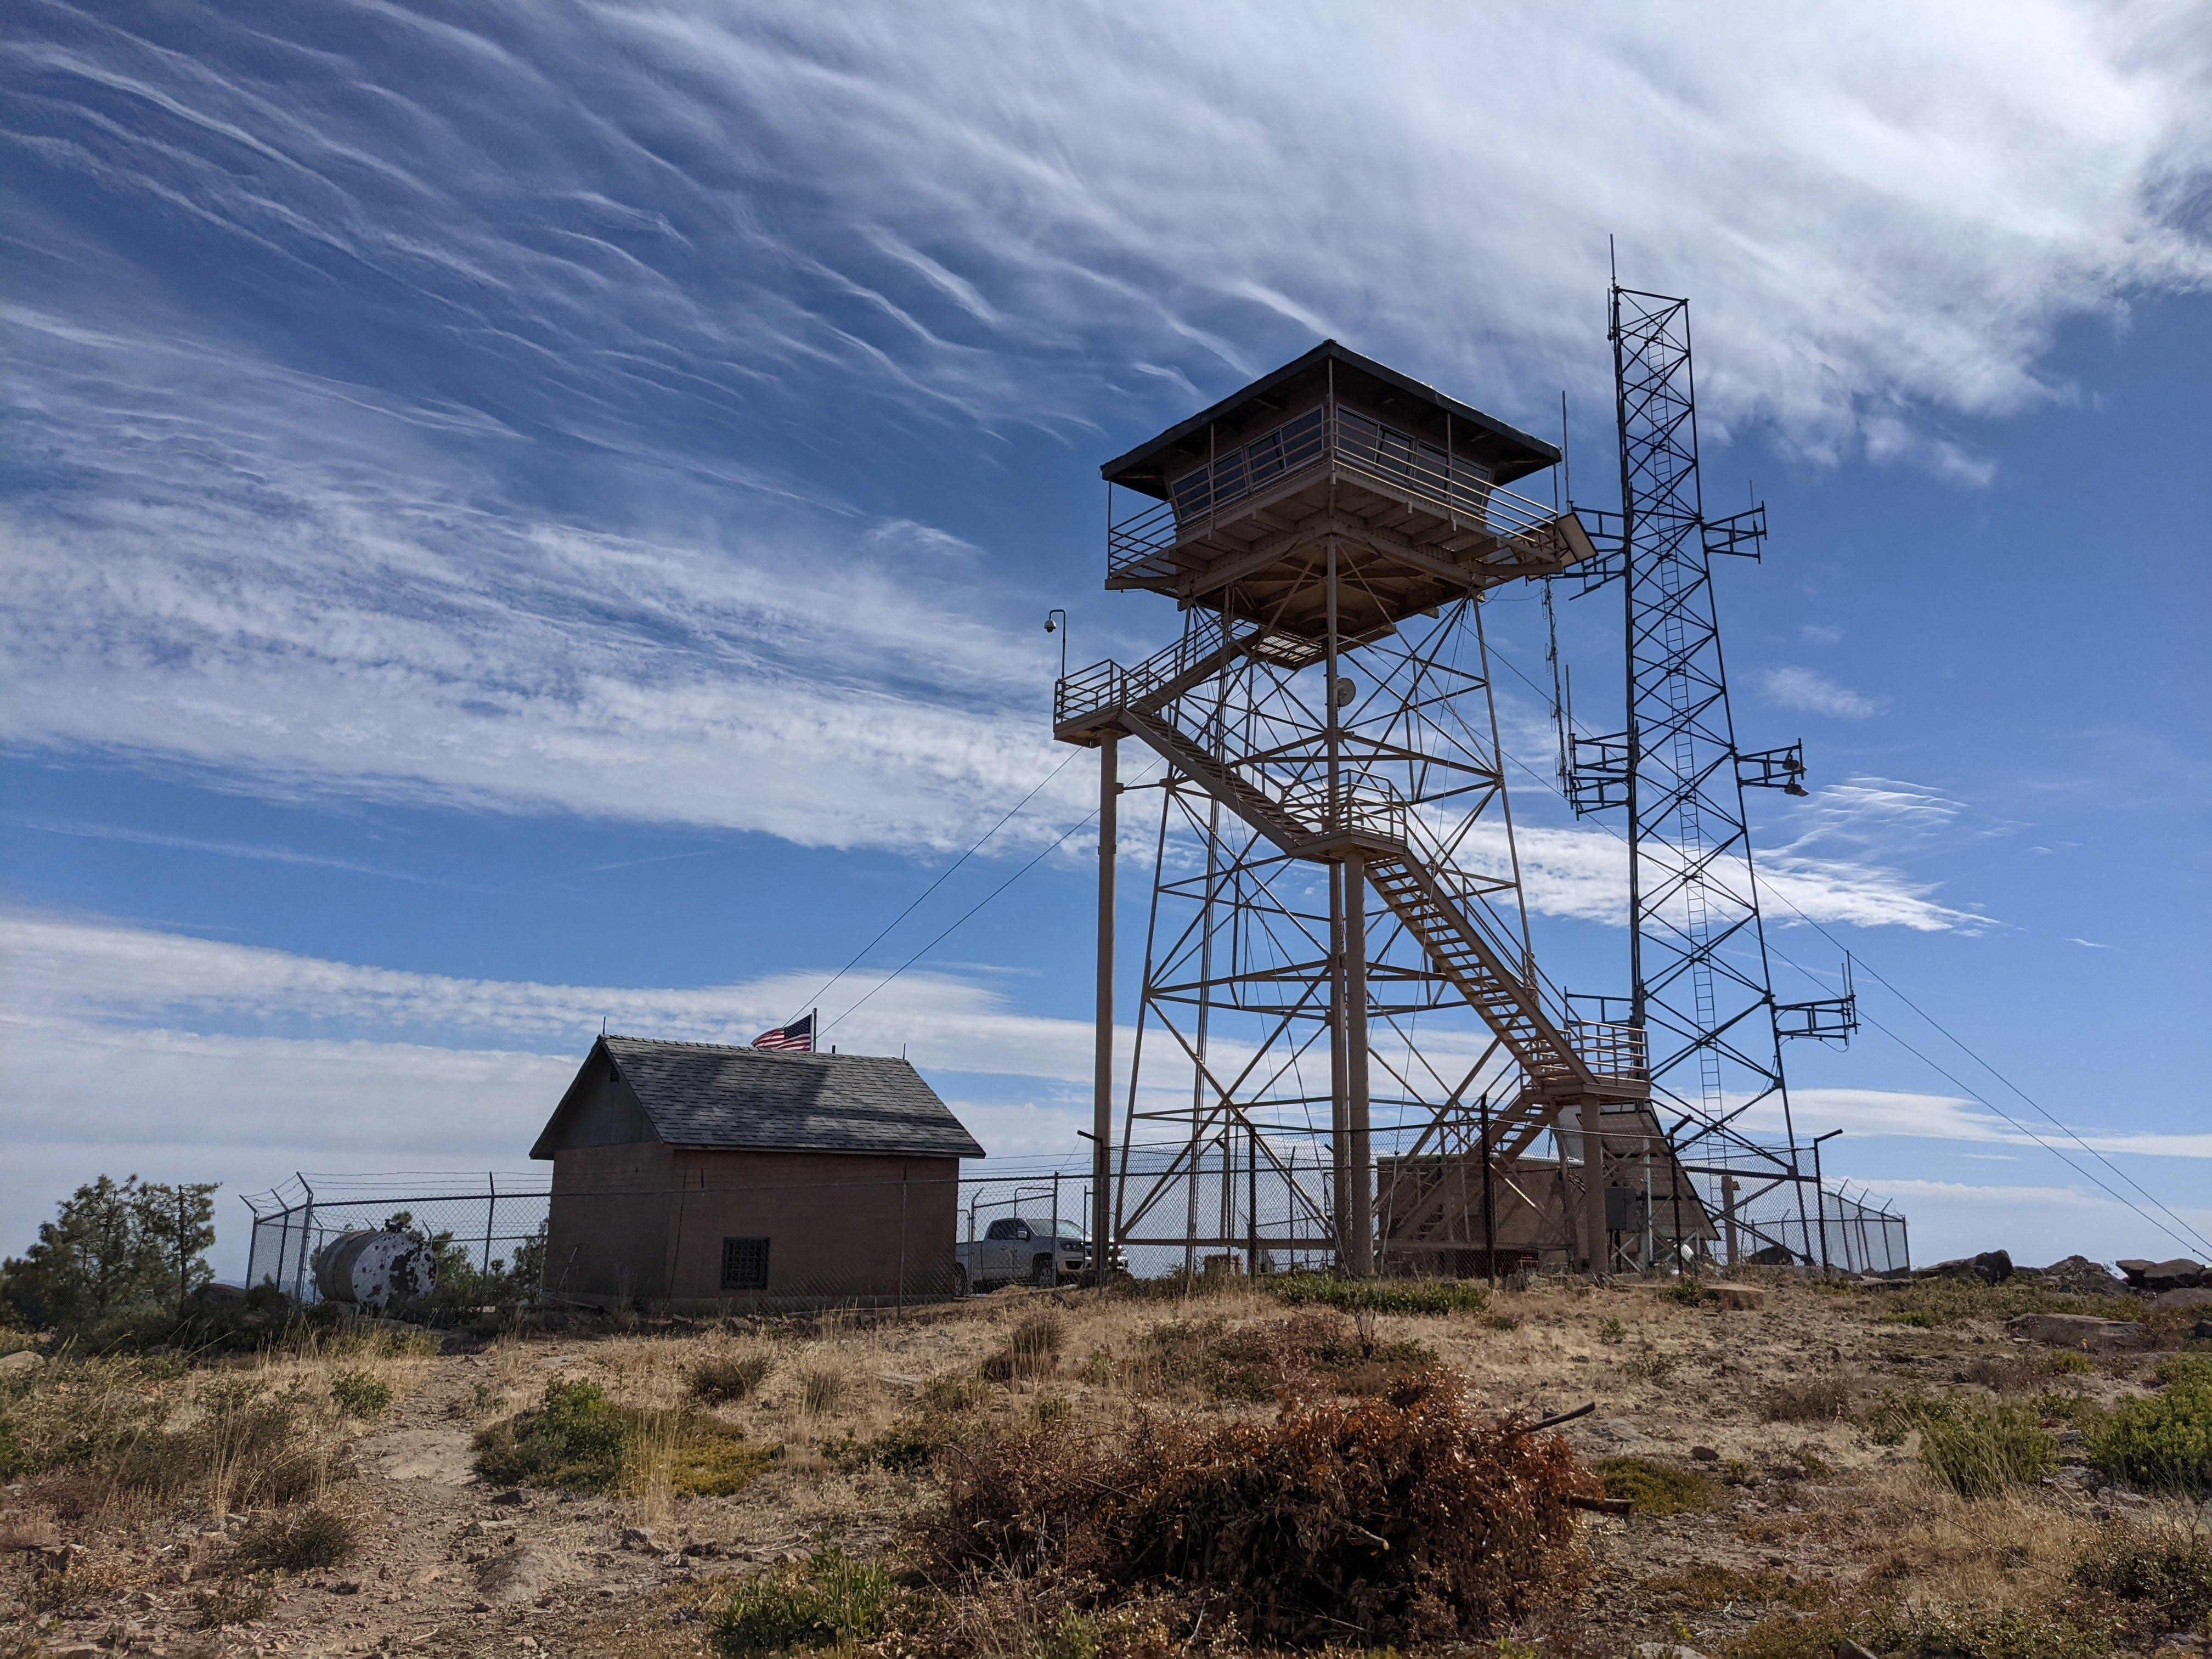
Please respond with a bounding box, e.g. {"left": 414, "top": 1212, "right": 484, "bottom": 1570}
{"left": 546, "top": 1035, "right": 984, "bottom": 1159}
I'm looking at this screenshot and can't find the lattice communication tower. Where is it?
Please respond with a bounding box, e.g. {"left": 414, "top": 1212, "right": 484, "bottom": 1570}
{"left": 1562, "top": 285, "right": 1860, "bottom": 1260}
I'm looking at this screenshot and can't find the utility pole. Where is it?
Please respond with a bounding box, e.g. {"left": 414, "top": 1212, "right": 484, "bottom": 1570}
{"left": 1093, "top": 736, "right": 1118, "bottom": 1282}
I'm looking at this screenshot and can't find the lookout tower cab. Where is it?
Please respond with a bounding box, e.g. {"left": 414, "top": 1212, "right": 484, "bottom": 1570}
{"left": 1090, "top": 340, "right": 1597, "bottom": 647}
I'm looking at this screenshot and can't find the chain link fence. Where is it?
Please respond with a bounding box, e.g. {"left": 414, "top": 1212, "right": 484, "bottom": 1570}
{"left": 241, "top": 1149, "right": 1905, "bottom": 1312}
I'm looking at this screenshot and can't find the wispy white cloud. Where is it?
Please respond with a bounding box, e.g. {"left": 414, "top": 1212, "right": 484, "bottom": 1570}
{"left": 3, "top": 0, "right": 2208, "bottom": 871}
{"left": 1763, "top": 666, "right": 1884, "bottom": 720}
{"left": 1757, "top": 1086, "right": 2212, "bottom": 1160}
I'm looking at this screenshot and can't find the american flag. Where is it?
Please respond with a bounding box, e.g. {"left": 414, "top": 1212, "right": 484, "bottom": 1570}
{"left": 751, "top": 1012, "right": 814, "bottom": 1053}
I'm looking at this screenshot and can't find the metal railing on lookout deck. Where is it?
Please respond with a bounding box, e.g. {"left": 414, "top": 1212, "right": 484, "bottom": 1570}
{"left": 1107, "top": 400, "right": 1566, "bottom": 580}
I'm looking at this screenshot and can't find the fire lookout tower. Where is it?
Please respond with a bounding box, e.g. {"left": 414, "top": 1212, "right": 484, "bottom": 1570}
{"left": 1057, "top": 342, "right": 1708, "bottom": 1276}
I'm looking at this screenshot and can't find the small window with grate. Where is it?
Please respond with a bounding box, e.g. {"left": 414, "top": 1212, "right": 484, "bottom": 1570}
{"left": 720, "top": 1235, "right": 770, "bottom": 1291}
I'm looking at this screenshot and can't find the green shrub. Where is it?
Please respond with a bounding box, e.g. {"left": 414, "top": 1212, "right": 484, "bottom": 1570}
{"left": 1849, "top": 1606, "right": 2113, "bottom": 1659}
{"left": 473, "top": 1377, "right": 627, "bottom": 1491}
{"left": 2085, "top": 1373, "right": 2212, "bottom": 1495}
{"left": 2072, "top": 1520, "right": 2212, "bottom": 1636}
{"left": 474, "top": 1376, "right": 773, "bottom": 1497}
{"left": 923, "top": 1374, "right": 987, "bottom": 1413}
{"left": 1760, "top": 1376, "right": 1852, "bottom": 1422}
{"left": 828, "top": 1418, "right": 949, "bottom": 1476}
{"left": 1597, "top": 1317, "right": 1627, "bottom": 1345}
{"left": 1596, "top": 1456, "right": 1712, "bottom": 1517}
{"left": 1910, "top": 1397, "right": 2056, "bottom": 1498}
{"left": 980, "top": 1314, "right": 1064, "bottom": 1384}
{"left": 689, "top": 1353, "right": 772, "bottom": 1405}
{"left": 1657, "top": 1280, "right": 1710, "bottom": 1308}
{"left": 1876, "top": 1278, "right": 2142, "bottom": 1329}
{"left": 2153, "top": 1353, "right": 2212, "bottom": 1390}
{"left": 714, "top": 1549, "right": 896, "bottom": 1656}
{"left": 25, "top": 1559, "right": 127, "bottom": 1612}
{"left": 1134, "top": 1311, "right": 1437, "bottom": 1403}
{"left": 191, "top": 1576, "right": 275, "bottom": 1628}
{"left": 1265, "top": 1272, "right": 1486, "bottom": 1315}
{"left": 233, "top": 1505, "right": 359, "bottom": 1573}
{"left": 329, "top": 1370, "right": 391, "bottom": 1419}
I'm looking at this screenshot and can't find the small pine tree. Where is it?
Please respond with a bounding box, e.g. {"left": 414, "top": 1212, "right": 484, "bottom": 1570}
{"left": 1, "top": 1175, "right": 219, "bottom": 1333}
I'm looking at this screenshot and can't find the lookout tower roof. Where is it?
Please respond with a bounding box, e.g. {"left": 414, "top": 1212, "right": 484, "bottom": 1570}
{"left": 1101, "top": 340, "right": 1559, "bottom": 499}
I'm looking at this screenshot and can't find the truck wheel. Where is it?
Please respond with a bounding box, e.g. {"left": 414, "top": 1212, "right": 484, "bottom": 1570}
{"left": 1031, "top": 1255, "right": 1056, "bottom": 1288}
{"left": 953, "top": 1264, "right": 969, "bottom": 1298}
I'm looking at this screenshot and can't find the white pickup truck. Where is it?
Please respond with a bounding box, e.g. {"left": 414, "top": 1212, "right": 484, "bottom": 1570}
{"left": 954, "top": 1216, "right": 1094, "bottom": 1294}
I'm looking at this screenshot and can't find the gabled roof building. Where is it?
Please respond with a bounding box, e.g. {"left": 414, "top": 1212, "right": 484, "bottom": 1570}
{"left": 531, "top": 1035, "right": 983, "bottom": 1309}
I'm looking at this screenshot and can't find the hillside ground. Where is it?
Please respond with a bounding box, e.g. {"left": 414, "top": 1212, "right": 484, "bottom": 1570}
{"left": 3, "top": 1271, "right": 2208, "bottom": 1658}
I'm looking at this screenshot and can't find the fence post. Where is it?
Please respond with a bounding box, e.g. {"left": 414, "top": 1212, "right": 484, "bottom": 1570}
{"left": 292, "top": 1174, "right": 315, "bottom": 1301}
{"left": 1246, "top": 1124, "right": 1259, "bottom": 1277}
{"left": 271, "top": 1196, "right": 291, "bottom": 1294}
{"left": 1812, "top": 1137, "right": 1833, "bottom": 1276}
{"left": 1720, "top": 1173, "right": 1739, "bottom": 1268}
{"left": 483, "top": 1172, "right": 497, "bottom": 1275}
{"left": 1479, "top": 1094, "right": 1497, "bottom": 1287}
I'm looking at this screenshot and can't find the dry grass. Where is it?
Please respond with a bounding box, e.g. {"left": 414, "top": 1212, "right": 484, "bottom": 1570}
{"left": 1759, "top": 1374, "right": 1854, "bottom": 1421}
{"left": 689, "top": 1348, "right": 774, "bottom": 1404}
{"left": 231, "top": 1503, "right": 360, "bottom": 1573}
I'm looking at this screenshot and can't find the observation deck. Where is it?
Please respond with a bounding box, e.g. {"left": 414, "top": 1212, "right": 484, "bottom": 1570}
{"left": 1100, "top": 341, "right": 1601, "bottom": 640}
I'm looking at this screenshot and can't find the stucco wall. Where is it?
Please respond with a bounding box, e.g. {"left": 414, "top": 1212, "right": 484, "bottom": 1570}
{"left": 544, "top": 1140, "right": 679, "bottom": 1301}
{"left": 662, "top": 1149, "right": 959, "bottom": 1304}
{"left": 541, "top": 1142, "right": 960, "bottom": 1307}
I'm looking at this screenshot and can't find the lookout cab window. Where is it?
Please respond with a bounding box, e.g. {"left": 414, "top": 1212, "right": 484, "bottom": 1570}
{"left": 720, "top": 1236, "right": 770, "bottom": 1291}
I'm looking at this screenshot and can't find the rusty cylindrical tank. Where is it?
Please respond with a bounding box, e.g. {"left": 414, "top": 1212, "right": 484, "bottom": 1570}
{"left": 311, "top": 1229, "right": 438, "bottom": 1312}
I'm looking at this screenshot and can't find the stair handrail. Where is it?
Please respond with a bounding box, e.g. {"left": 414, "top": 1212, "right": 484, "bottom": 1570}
{"left": 1055, "top": 613, "right": 1233, "bottom": 727}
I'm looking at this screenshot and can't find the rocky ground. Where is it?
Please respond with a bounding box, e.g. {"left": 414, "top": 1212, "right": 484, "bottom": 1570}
{"left": 3, "top": 1266, "right": 2208, "bottom": 1658}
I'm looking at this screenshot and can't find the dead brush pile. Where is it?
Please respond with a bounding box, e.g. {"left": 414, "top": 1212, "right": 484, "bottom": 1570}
{"left": 919, "top": 1369, "right": 1593, "bottom": 1649}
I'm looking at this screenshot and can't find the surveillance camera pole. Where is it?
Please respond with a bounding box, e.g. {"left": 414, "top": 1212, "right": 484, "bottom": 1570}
{"left": 1045, "top": 608, "right": 1069, "bottom": 682}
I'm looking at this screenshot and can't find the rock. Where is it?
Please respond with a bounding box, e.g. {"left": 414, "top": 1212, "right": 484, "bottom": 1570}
{"left": 680, "top": 1540, "right": 724, "bottom": 1558}
{"left": 2143, "top": 1259, "right": 2210, "bottom": 1292}
{"left": 1706, "top": 1283, "right": 1767, "bottom": 1310}
{"left": 0, "top": 1349, "right": 41, "bottom": 1375}
{"left": 1746, "top": 1245, "right": 1797, "bottom": 1267}
{"left": 2155, "top": 1288, "right": 2212, "bottom": 1311}
{"left": 1918, "top": 1249, "right": 2013, "bottom": 1285}
{"left": 487, "top": 1488, "right": 527, "bottom": 1506}
{"left": 2032, "top": 1256, "right": 2129, "bottom": 1297}
{"left": 475, "top": 1543, "right": 568, "bottom": 1605}
{"left": 2006, "top": 1313, "right": 2154, "bottom": 1352}
{"left": 1835, "top": 1643, "right": 1882, "bottom": 1659}
{"left": 1691, "top": 1445, "right": 1720, "bottom": 1462}
{"left": 619, "top": 1526, "right": 667, "bottom": 1556}
{"left": 2194, "top": 1318, "right": 2212, "bottom": 1341}
{"left": 1636, "top": 1646, "right": 1708, "bottom": 1659}
{"left": 1, "top": 1517, "right": 60, "bottom": 1551}
{"left": 331, "top": 1581, "right": 362, "bottom": 1595}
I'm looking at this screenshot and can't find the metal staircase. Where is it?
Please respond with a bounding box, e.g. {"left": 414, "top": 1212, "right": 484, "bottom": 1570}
{"left": 1062, "top": 659, "right": 1649, "bottom": 1130}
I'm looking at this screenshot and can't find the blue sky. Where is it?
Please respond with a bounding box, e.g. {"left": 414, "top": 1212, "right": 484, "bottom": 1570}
{"left": 4, "top": 1, "right": 2209, "bottom": 1277}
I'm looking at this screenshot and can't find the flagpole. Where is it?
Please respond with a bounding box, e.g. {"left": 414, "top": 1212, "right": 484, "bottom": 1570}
{"left": 811, "top": 1008, "right": 818, "bottom": 1053}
